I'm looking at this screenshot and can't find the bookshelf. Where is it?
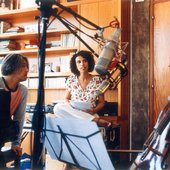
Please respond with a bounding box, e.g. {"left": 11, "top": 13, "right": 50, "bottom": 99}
{"left": 0, "top": 0, "right": 121, "bottom": 113}
{"left": 0, "top": 0, "right": 130, "bottom": 151}
{"left": 0, "top": 2, "right": 80, "bottom": 104}
{"left": 0, "top": 47, "right": 77, "bottom": 55}
{"left": 0, "top": 0, "right": 121, "bottom": 107}
{"left": 0, "top": 29, "right": 73, "bottom": 40}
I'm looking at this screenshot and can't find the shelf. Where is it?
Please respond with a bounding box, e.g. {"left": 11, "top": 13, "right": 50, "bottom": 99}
{"left": 0, "top": 0, "right": 120, "bottom": 118}
{"left": 0, "top": 8, "right": 39, "bottom": 19}
{"left": 0, "top": 29, "right": 70, "bottom": 40}
{"left": 0, "top": 0, "right": 106, "bottom": 20}
{"left": 45, "top": 88, "right": 66, "bottom": 90}
{"left": 28, "top": 72, "right": 72, "bottom": 78}
{"left": 0, "top": 47, "right": 77, "bottom": 56}
{"left": 28, "top": 88, "right": 66, "bottom": 90}
{"left": 0, "top": 3, "right": 78, "bottom": 20}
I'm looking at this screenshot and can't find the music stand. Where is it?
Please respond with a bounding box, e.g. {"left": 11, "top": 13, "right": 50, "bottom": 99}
{"left": 44, "top": 116, "right": 115, "bottom": 170}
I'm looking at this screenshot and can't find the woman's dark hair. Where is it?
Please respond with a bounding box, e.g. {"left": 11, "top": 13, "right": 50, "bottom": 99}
{"left": 70, "top": 50, "right": 95, "bottom": 76}
{"left": 1, "top": 53, "right": 29, "bottom": 76}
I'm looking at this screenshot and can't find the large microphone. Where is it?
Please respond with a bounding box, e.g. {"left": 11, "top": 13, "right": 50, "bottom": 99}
{"left": 96, "top": 56, "right": 128, "bottom": 95}
{"left": 95, "top": 28, "right": 121, "bottom": 75}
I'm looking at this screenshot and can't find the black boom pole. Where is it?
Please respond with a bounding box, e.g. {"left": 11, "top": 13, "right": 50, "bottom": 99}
{"left": 32, "top": 0, "right": 103, "bottom": 169}
{"left": 32, "top": 0, "right": 55, "bottom": 169}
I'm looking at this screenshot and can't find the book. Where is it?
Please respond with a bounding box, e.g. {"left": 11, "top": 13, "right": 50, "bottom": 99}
{"left": 28, "top": 78, "right": 38, "bottom": 88}
{"left": 24, "top": 44, "right": 38, "bottom": 49}
{"left": 45, "top": 78, "right": 66, "bottom": 89}
{"left": 24, "top": 39, "right": 39, "bottom": 49}
{"left": 51, "top": 41, "right": 62, "bottom": 48}
{"left": 0, "top": 42, "right": 16, "bottom": 49}
{"left": 0, "top": 40, "right": 17, "bottom": 50}
{"left": 60, "top": 56, "right": 70, "bottom": 72}
{"left": 62, "top": 33, "right": 76, "bottom": 47}
{"left": 0, "top": 21, "right": 11, "bottom": 34}
{"left": 24, "top": 24, "right": 43, "bottom": 32}
{"left": 67, "top": 33, "right": 76, "bottom": 47}
{"left": 5, "top": 26, "right": 25, "bottom": 33}
{"left": 0, "top": 39, "right": 15, "bottom": 45}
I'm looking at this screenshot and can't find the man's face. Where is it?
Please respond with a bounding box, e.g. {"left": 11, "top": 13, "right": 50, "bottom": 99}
{"left": 15, "top": 60, "right": 29, "bottom": 82}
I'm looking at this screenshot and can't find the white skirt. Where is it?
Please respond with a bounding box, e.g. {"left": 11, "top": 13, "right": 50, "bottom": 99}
{"left": 53, "top": 103, "right": 98, "bottom": 121}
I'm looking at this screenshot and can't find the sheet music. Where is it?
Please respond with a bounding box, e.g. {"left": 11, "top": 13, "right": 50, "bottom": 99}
{"left": 44, "top": 116, "right": 115, "bottom": 170}
{"left": 70, "top": 100, "right": 92, "bottom": 111}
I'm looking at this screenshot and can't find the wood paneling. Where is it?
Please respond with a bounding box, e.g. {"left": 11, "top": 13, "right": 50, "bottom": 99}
{"left": 151, "top": 1, "right": 170, "bottom": 125}
{"left": 98, "top": 0, "right": 120, "bottom": 38}
{"left": 79, "top": 2, "right": 99, "bottom": 51}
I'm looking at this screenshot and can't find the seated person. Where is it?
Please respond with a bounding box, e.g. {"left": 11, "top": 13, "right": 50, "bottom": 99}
{"left": 0, "top": 53, "right": 29, "bottom": 167}
{"left": 53, "top": 50, "right": 111, "bottom": 128}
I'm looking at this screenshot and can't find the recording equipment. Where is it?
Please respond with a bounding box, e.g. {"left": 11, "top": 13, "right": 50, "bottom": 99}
{"left": 32, "top": 1, "right": 127, "bottom": 167}
{"left": 96, "top": 56, "right": 128, "bottom": 95}
{"left": 95, "top": 22, "right": 128, "bottom": 95}
{"left": 95, "top": 28, "right": 122, "bottom": 75}
{"left": 26, "top": 104, "right": 54, "bottom": 114}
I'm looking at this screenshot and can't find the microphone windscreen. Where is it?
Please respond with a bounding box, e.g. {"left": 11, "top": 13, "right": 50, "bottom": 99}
{"left": 95, "top": 46, "right": 114, "bottom": 75}
{"left": 95, "top": 28, "right": 121, "bottom": 75}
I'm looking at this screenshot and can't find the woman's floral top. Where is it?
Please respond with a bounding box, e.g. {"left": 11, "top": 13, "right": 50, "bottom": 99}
{"left": 66, "top": 75, "right": 102, "bottom": 107}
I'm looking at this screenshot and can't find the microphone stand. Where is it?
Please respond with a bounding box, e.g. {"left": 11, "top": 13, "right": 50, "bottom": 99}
{"left": 32, "top": 0, "right": 120, "bottom": 169}
{"left": 53, "top": 1, "right": 102, "bottom": 58}
{"left": 32, "top": 1, "right": 56, "bottom": 169}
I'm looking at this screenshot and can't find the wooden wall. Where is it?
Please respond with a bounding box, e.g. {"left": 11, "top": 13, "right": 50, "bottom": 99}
{"left": 24, "top": 0, "right": 131, "bottom": 150}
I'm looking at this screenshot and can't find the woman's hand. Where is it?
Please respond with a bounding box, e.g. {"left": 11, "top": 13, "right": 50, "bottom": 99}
{"left": 65, "top": 99, "right": 70, "bottom": 105}
{"left": 85, "top": 108, "right": 96, "bottom": 115}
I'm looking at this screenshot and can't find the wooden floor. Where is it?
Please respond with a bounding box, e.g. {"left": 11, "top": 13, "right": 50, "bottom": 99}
{"left": 45, "top": 151, "right": 138, "bottom": 170}
{"left": 5, "top": 152, "right": 138, "bottom": 170}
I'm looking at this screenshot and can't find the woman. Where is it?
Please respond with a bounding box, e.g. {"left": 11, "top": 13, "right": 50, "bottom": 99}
{"left": 53, "top": 50, "right": 111, "bottom": 127}
{"left": 0, "top": 53, "right": 29, "bottom": 161}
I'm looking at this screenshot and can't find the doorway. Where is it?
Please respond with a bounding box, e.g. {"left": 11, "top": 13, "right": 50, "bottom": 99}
{"left": 150, "top": 0, "right": 170, "bottom": 128}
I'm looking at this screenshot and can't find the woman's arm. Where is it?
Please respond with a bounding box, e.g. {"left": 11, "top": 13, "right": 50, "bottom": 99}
{"left": 86, "top": 94, "right": 105, "bottom": 115}
{"left": 65, "top": 89, "right": 71, "bottom": 103}
{"left": 93, "top": 94, "right": 105, "bottom": 113}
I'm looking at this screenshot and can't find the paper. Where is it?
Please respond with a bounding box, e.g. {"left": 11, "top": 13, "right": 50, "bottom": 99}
{"left": 70, "top": 100, "right": 92, "bottom": 111}
{"left": 44, "top": 117, "right": 115, "bottom": 170}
